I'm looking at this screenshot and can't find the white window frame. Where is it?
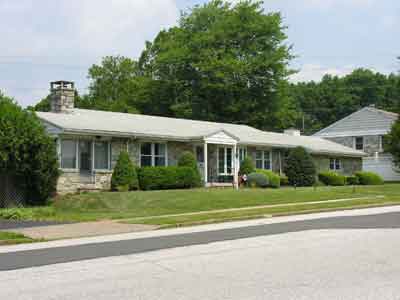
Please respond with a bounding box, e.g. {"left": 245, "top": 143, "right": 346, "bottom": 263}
{"left": 217, "top": 146, "right": 233, "bottom": 175}
{"left": 354, "top": 136, "right": 364, "bottom": 151}
{"left": 139, "top": 142, "right": 168, "bottom": 167}
{"left": 255, "top": 149, "right": 272, "bottom": 170}
{"left": 238, "top": 147, "right": 247, "bottom": 165}
{"left": 60, "top": 138, "right": 111, "bottom": 172}
{"left": 329, "top": 158, "right": 341, "bottom": 171}
{"left": 93, "top": 140, "right": 111, "bottom": 171}
{"left": 60, "top": 139, "right": 78, "bottom": 171}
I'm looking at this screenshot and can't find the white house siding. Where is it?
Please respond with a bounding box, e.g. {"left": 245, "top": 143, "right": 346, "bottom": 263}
{"left": 363, "top": 154, "right": 400, "bottom": 181}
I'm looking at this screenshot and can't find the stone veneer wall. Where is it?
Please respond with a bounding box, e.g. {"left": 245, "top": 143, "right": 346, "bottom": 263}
{"left": 313, "top": 155, "right": 362, "bottom": 176}
{"left": 57, "top": 171, "right": 113, "bottom": 194}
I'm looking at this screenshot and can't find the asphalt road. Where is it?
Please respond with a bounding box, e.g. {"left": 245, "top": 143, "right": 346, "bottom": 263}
{"left": 1, "top": 211, "right": 400, "bottom": 271}
{"left": 1, "top": 226, "right": 400, "bottom": 299}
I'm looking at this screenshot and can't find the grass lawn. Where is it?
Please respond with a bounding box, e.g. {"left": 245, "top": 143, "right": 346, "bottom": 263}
{"left": 0, "top": 231, "right": 42, "bottom": 245}
{"left": 0, "top": 184, "right": 399, "bottom": 226}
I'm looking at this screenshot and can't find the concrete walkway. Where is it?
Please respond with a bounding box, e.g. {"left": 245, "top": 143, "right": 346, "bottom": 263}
{"left": 5, "top": 221, "right": 158, "bottom": 240}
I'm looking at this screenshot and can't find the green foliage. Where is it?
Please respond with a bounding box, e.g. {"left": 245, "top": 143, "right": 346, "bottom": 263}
{"left": 255, "top": 169, "right": 280, "bottom": 188}
{"left": 385, "top": 116, "right": 400, "bottom": 168}
{"left": 111, "top": 151, "right": 139, "bottom": 191}
{"left": 0, "top": 94, "right": 59, "bottom": 205}
{"left": 178, "top": 151, "right": 202, "bottom": 186}
{"left": 135, "top": 0, "right": 295, "bottom": 130}
{"left": 246, "top": 172, "right": 268, "bottom": 188}
{"left": 290, "top": 69, "right": 400, "bottom": 134}
{"left": 138, "top": 166, "right": 200, "bottom": 190}
{"left": 87, "top": 56, "right": 140, "bottom": 113}
{"left": 284, "top": 147, "right": 316, "bottom": 187}
{"left": 178, "top": 151, "right": 197, "bottom": 169}
{"left": 346, "top": 176, "right": 359, "bottom": 185}
{"left": 239, "top": 157, "right": 255, "bottom": 175}
{"left": 318, "top": 172, "right": 346, "bottom": 186}
{"left": 280, "top": 175, "right": 289, "bottom": 186}
{"left": 355, "top": 171, "right": 384, "bottom": 185}
{"left": 0, "top": 208, "right": 33, "bottom": 220}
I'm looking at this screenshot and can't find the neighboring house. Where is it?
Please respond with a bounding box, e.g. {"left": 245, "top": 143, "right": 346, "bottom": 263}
{"left": 37, "top": 81, "right": 365, "bottom": 193}
{"left": 314, "top": 105, "right": 399, "bottom": 181}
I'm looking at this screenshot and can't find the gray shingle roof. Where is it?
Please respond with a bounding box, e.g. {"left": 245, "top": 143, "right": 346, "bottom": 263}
{"left": 313, "top": 106, "right": 398, "bottom": 138}
{"left": 37, "top": 109, "right": 365, "bottom": 157}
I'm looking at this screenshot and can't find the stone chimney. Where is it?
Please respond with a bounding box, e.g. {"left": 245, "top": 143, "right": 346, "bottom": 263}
{"left": 284, "top": 128, "right": 301, "bottom": 136}
{"left": 50, "top": 81, "right": 75, "bottom": 113}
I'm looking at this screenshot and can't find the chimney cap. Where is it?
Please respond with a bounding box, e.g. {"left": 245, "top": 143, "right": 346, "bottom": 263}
{"left": 50, "top": 80, "right": 74, "bottom": 90}
{"left": 284, "top": 128, "right": 301, "bottom": 136}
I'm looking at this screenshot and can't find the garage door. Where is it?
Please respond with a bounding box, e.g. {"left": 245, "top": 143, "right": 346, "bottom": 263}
{"left": 363, "top": 154, "right": 400, "bottom": 182}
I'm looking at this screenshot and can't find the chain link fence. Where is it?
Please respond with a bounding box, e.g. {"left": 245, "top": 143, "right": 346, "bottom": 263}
{"left": 0, "top": 173, "right": 25, "bottom": 208}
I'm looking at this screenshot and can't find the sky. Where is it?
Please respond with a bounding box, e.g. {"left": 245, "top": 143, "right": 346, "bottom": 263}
{"left": 0, "top": 0, "right": 399, "bottom": 107}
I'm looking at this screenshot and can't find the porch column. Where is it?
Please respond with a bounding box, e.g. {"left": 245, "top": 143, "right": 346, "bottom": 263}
{"left": 204, "top": 142, "right": 208, "bottom": 187}
{"left": 233, "top": 144, "right": 239, "bottom": 190}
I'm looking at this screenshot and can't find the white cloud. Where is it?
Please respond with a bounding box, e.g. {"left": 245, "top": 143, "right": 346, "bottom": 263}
{"left": 290, "top": 64, "right": 355, "bottom": 82}
{"left": 0, "top": 0, "right": 180, "bottom": 106}
{"left": 304, "top": 0, "right": 376, "bottom": 9}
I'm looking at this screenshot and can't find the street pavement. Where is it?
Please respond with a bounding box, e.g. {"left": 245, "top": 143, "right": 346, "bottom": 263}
{"left": 0, "top": 207, "right": 400, "bottom": 299}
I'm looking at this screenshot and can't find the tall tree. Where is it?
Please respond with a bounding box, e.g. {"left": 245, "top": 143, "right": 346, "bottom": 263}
{"left": 291, "top": 68, "right": 400, "bottom": 134}
{"left": 137, "top": 0, "right": 296, "bottom": 130}
{"left": 87, "top": 56, "right": 140, "bottom": 113}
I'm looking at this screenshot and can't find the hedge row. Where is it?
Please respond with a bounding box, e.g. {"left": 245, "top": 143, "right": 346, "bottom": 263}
{"left": 318, "top": 171, "right": 384, "bottom": 186}
{"left": 255, "top": 169, "right": 280, "bottom": 188}
{"left": 138, "top": 166, "right": 201, "bottom": 190}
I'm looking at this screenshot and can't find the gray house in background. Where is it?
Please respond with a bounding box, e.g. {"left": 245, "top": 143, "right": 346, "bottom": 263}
{"left": 37, "top": 81, "right": 365, "bottom": 194}
{"left": 314, "top": 106, "right": 399, "bottom": 181}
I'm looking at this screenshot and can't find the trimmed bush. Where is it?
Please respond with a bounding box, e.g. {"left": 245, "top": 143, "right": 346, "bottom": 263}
{"left": 0, "top": 95, "right": 59, "bottom": 205}
{"left": 318, "top": 172, "right": 346, "bottom": 186}
{"left": 111, "top": 151, "right": 139, "bottom": 191}
{"left": 256, "top": 169, "right": 280, "bottom": 188}
{"left": 138, "top": 166, "right": 199, "bottom": 190}
{"left": 355, "top": 171, "right": 384, "bottom": 185}
{"left": 177, "top": 151, "right": 202, "bottom": 187}
{"left": 239, "top": 157, "right": 255, "bottom": 175}
{"left": 346, "top": 176, "right": 359, "bottom": 185}
{"left": 246, "top": 172, "right": 268, "bottom": 188}
{"left": 280, "top": 175, "right": 289, "bottom": 186}
{"left": 284, "top": 147, "right": 316, "bottom": 187}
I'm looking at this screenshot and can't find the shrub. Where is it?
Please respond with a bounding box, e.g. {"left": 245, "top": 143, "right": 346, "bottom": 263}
{"left": 246, "top": 172, "right": 268, "bottom": 188}
{"left": 177, "top": 151, "right": 202, "bottom": 187}
{"left": 355, "top": 171, "right": 384, "bottom": 185}
{"left": 0, "top": 94, "right": 59, "bottom": 205}
{"left": 280, "top": 175, "right": 289, "bottom": 186}
{"left": 318, "top": 172, "right": 346, "bottom": 186}
{"left": 138, "top": 166, "right": 199, "bottom": 190}
{"left": 346, "top": 176, "right": 359, "bottom": 185}
{"left": 111, "top": 151, "right": 139, "bottom": 191}
{"left": 239, "top": 157, "right": 255, "bottom": 175}
{"left": 178, "top": 151, "right": 197, "bottom": 169}
{"left": 284, "top": 147, "right": 316, "bottom": 187}
{"left": 255, "top": 169, "right": 280, "bottom": 188}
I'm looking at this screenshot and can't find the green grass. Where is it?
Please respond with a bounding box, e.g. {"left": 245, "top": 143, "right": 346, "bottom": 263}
{"left": 0, "top": 231, "right": 42, "bottom": 245}
{"left": 0, "top": 184, "right": 399, "bottom": 224}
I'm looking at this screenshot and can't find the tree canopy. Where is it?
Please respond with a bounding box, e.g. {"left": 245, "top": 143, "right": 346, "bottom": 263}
{"left": 290, "top": 69, "right": 400, "bottom": 134}
{"left": 0, "top": 92, "right": 59, "bottom": 205}
{"left": 29, "top": 1, "right": 399, "bottom": 135}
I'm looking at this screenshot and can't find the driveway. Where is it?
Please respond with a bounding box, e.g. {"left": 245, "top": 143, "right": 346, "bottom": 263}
{"left": 0, "top": 220, "right": 64, "bottom": 230}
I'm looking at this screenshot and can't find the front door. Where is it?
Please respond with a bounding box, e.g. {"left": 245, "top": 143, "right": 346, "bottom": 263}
{"left": 79, "top": 141, "right": 92, "bottom": 173}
